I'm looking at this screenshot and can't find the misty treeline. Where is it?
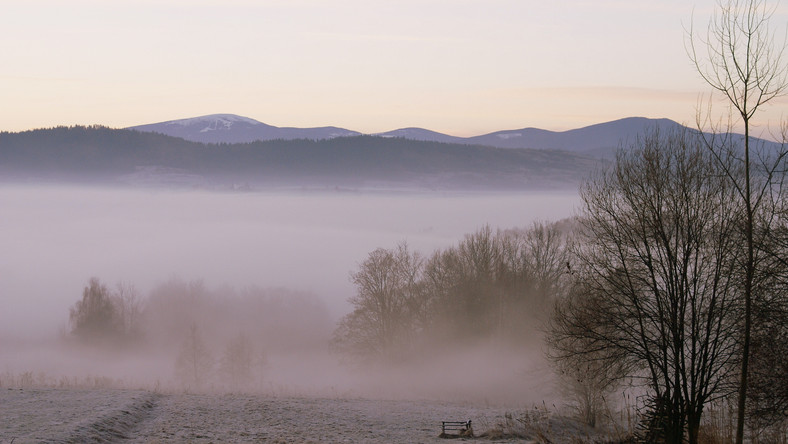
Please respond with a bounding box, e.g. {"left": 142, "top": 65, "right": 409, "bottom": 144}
{"left": 332, "top": 220, "right": 574, "bottom": 361}
{"left": 68, "top": 277, "right": 332, "bottom": 391}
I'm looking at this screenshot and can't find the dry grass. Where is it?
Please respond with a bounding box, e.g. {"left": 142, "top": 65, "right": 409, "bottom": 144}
{"left": 0, "top": 370, "right": 141, "bottom": 391}
{"left": 691, "top": 401, "right": 788, "bottom": 444}
{"left": 476, "top": 404, "right": 625, "bottom": 443}
{"left": 473, "top": 395, "right": 787, "bottom": 443}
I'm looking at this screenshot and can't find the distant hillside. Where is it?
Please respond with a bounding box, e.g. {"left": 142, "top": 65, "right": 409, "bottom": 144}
{"left": 0, "top": 126, "right": 602, "bottom": 190}
{"left": 129, "top": 114, "right": 687, "bottom": 157}
{"left": 373, "top": 117, "right": 685, "bottom": 157}
{"left": 466, "top": 117, "right": 685, "bottom": 157}
{"left": 374, "top": 127, "right": 466, "bottom": 145}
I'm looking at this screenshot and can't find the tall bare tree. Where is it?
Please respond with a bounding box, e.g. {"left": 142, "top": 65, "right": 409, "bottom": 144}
{"left": 114, "top": 281, "right": 143, "bottom": 340}
{"left": 688, "top": 1, "right": 788, "bottom": 440}
{"left": 549, "top": 129, "right": 743, "bottom": 444}
{"left": 175, "top": 323, "right": 214, "bottom": 390}
{"left": 332, "top": 243, "right": 425, "bottom": 361}
{"left": 220, "top": 331, "right": 254, "bottom": 390}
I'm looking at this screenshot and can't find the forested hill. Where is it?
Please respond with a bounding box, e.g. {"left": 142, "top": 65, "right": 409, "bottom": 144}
{"left": 0, "top": 125, "right": 603, "bottom": 190}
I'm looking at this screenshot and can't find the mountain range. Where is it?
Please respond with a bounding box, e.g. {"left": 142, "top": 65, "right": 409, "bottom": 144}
{"left": 128, "top": 114, "right": 684, "bottom": 157}
{"left": 0, "top": 125, "right": 602, "bottom": 191}
{"left": 2, "top": 115, "right": 765, "bottom": 191}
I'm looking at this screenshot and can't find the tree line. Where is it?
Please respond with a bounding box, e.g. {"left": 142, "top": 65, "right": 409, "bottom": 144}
{"left": 332, "top": 221, "right": 573, "bottom": 361}
{"left": 68, "top": 277, "right": 331, "bottom": 391}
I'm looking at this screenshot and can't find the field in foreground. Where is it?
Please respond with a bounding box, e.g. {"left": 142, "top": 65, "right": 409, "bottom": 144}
{"left": 0, "top": 388, "right": 604, "bottom": 443}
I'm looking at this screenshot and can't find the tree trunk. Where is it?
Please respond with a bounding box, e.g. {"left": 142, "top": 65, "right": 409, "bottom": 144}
{"left": 687, "top": 406, "right": 703, "bottom": 444}
{"left": 736, "top": 118, "right": 753, "bottom": 444}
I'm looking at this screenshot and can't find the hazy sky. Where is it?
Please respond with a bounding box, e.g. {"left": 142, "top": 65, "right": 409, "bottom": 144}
{"left": 2, "top": 0, "right": 787, "bottom": 136}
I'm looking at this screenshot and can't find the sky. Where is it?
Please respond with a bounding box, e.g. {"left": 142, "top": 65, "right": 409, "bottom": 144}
{"left": 1, "top": 0, "right": 787, "bottom": 137}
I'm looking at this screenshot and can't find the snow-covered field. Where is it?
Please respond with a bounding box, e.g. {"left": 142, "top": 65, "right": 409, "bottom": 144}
{"left": 0, "top": 388, "right": 586, "bottom": 443}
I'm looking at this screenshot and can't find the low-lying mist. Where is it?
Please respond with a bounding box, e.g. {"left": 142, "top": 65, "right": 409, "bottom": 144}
{"left": 0, "top": 185, "right": 578, "bottom": 403}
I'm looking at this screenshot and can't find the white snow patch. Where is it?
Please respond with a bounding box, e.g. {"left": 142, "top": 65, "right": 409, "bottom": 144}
{"left": 496, "top": 133, "right": 522, "bottom": 140}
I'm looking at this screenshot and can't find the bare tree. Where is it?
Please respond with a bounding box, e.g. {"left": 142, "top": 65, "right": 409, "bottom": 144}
{"left": 332, "top": 243, "right": 425, "bottom": 361}
{"left": 220, "top": 331, "right": 255, "bottom": 390}
{"left": 553, "top": 342, "right": 620, "bottom": 428}
{"left": 175, "top": 323, "right": 214, "bottom": 391}
{"left": 254, "top": 345, "right": 269, "bottom": 391}
{"left": 452, "top": 225, "right": 501, "bottom": 337}
{"left": 145, "top": 278, "right": 212, "bottom": 350}
{"left": 113, "top": 281, "right": 143, "bottom": 341}
{"left": 688, "top": 1, "right": 788, "bottom": 440}
{"left": 517, "top": 221, "right": 572, "bottom": 314}
{"left": 69, "top": 277, "right": 122, "bottom": 343}
{"left": 548, "top": 129, "right": 743, "bottom": 444}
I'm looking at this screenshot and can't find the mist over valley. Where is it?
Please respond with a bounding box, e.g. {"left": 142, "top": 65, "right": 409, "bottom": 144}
{"left": 0, "top": 185, "right": 578, "bottom": 402}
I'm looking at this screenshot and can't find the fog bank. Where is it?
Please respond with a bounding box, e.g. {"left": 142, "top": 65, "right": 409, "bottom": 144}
{"left": 0, "top": 185, "right": 577, "bottom": 401}
{"left": 1, "top": 186, "right": 578, "bottom": 335}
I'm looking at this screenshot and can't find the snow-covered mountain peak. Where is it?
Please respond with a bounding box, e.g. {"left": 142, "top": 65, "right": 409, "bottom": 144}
{"left": 165, "top": 114, "right": 264, "bottom": 130}
{"left": 128, "top": 114, "right": 360, "bottom": 144}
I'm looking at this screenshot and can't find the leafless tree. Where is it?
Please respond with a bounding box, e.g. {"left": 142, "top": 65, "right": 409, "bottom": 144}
{"left": 69, "top": 277, "right": 122, "bottom": 343}
{"left": 254, "top": 345, "right": 269, "bottom": 391}
{"left": 514, "top": 221, "right": 573, "bottom": 314}
{"left": 144, "top": 278, "right": 213, "bottom": 350}
{"left": 220, "top": 331, "right": 254, "bottom": 390}
{"left": 450, "top": 225, "right": 501, "bottom": 336}
{"left": 548, "top": 129, "right": 743, "bottom": 444}
{"left": 175, "top": 323, "right": 214, "bottom": 391}
{"left": 688, "top": 1, "right": 788, "bottom": 440}
{"left": 113, "top": 281, "right": 143, "bottom": 340}
{"left": 553, "top": 339, "right": 621, "bottom": 428}
{"left": 332, "top": 243, "right": 425, "bottom": 361}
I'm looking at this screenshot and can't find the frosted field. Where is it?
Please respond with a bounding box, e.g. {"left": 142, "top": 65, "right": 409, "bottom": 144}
{"left": 0, "top": 388, "right": 603, "bottom": 443}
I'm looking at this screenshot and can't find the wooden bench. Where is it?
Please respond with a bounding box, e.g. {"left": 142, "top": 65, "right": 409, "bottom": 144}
{"left": 440, "top": 420, "right": 473, "bottom": 438}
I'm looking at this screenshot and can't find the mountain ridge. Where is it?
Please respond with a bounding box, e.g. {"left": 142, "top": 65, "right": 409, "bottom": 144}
{"left": 0, "top": 126, "right": 602, "bottom": 191}
{"left": 128, "top": 114, "right": 684, "bottom": 155}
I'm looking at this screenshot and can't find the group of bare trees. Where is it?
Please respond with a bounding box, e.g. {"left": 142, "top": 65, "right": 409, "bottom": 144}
{"left": 547, "top": 1, "right": 788, "bottom": 441}
{"left": 549, "top": 129, "right": 747, "bottom": 442}
{"left": 69, "top": 277, "right": 143, "bottom": 345}
{"left": 549, "top": 128, "right": 788, "bottom": 443}
{"left": 332, "top": 222, "right": 572, "bottom": 362}
{"left": 68, "top": 277, "right": 329, "bottom": 392}
{"left": 174, "top": 323, "right": 264, "bottom": 391}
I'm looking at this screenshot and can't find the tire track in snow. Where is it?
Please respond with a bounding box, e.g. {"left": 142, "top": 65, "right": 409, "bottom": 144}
{"left": 52, "top": 392, "right": 160, "bottom": 443}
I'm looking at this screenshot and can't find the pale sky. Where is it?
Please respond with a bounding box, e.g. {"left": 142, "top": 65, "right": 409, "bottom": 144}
{"left": 1, "top": 0, "right": 787, "bottom": 136}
